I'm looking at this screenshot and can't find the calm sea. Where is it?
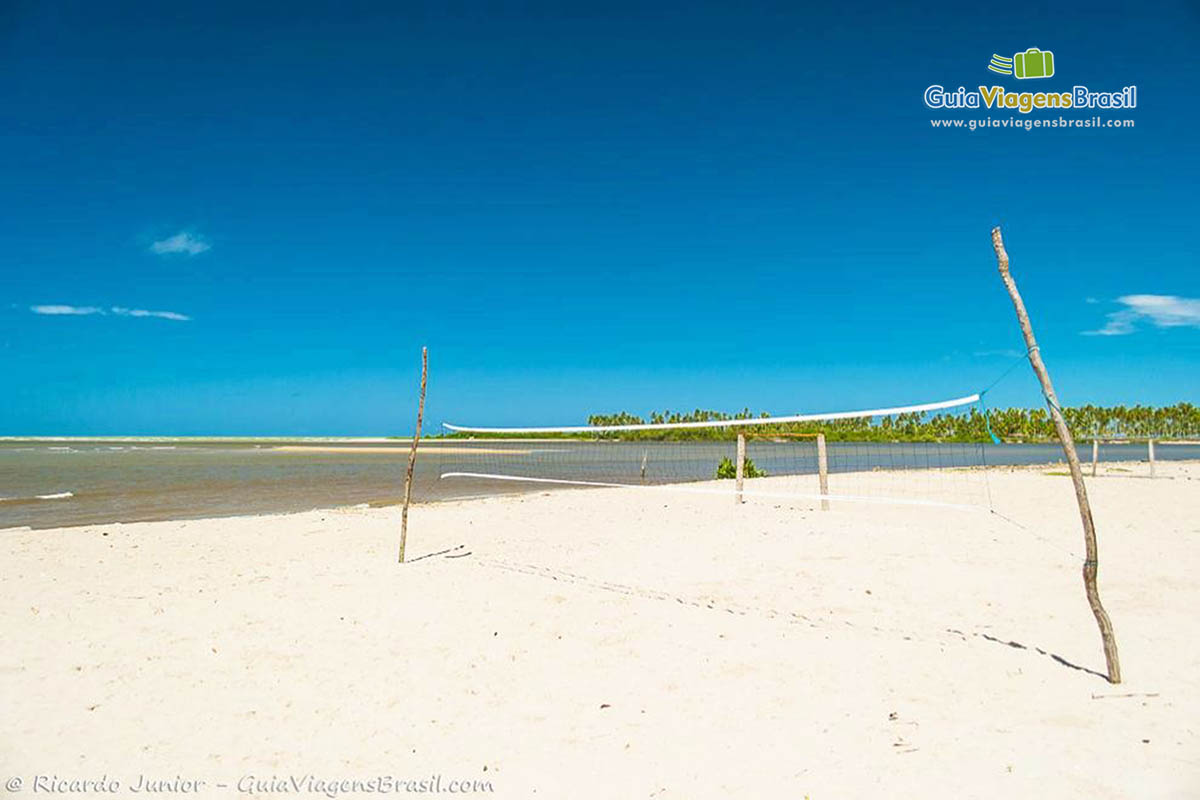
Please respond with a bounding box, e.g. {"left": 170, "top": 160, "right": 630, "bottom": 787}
{"left": 1, "top": 439, "right": 1195, "bottom": 530}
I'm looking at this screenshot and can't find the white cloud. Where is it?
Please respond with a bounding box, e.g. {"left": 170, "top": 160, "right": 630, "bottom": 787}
{"left": 1086, "top": 310, "right": 1138, "bottom": 336}
{"left": 150, "top": 232, "right": 210, "bottom": 256}
{"left": 30, "top": 305, "right": 104, "bottom": 316}
{"left": 1085, "top": 294, "right": 1200, "bottom": 336}
{"left": 111, "top": 307, "right": 192, "bottom": 321}
{"left": 30, "top": 305, "right": 191, "bottom": 322}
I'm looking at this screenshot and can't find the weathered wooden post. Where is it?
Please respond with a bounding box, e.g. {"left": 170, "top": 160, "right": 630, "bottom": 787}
{"left": 1092, "top": 438, "right": 1099, "bottom": 477}
{"left": 816, "top": 432, "right": 830, "bottom": 511}
{"left": 398, "top": 347, "right": 428, "bottom": 564}
{"left": 992, "top": 227, "right": 1121, "bottom": 683}
{"left": 1148, "top": 438, "right": 1156, "bottom": 478}
{"left": 735, "top": 433, "right": 746, "bottom": 504}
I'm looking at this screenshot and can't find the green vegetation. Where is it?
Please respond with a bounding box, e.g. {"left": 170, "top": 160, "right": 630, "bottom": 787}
{"left": 441, "top": 402, "right": 1199, "bottom": 442}
{"left": 716, "top": 456, "right": 766, "bottom": 479}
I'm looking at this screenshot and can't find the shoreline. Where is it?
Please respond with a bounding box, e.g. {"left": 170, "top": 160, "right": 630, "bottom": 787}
{"left": 6, "top": 435, "right": 1200, "bottom": 447}
{"left": 4, "top": 459, "right": 1194, "bottom": 532}
{"left": 0, "top": 435, "right": 415, "bottom": 444}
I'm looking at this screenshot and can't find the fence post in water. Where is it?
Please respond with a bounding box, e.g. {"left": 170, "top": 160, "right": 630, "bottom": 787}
{"left": 735, "top": 433, "right": 746, "bottom": 504}
{"left": 816, "top": 432, "right": 830, "bottom": 511}
{"left": 1148, "top": 439, "right": 1155, "bottom": 478}
{"left": 398, "top": 347, "right": 428, "bottom": 564}
{"left": 1092, "top": 438, "right": 1099, "bottom": 477}
{"left": 992, "top": 226, "right": 1121, "bottom": 684}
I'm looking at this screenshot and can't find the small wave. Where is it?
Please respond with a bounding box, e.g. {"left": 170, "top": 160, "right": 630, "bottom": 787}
{"left": 0, "top": 491, "right": 74, "bottom": 503}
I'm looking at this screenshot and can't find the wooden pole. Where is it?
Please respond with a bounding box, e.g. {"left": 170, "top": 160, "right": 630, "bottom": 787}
{"left": 992, "top": 227, "right": 1121, "bottom": 683}
{"left": 1092, "top": 438, "right": 1099, "bottom": 477}
{"left": 398, "top": 346, "right": 428, "bottom": 564}
{"left": 735, "top": 433, "right": 745, "bottom": 504}
{"left": 1148, "top": 439, "right": 1155, "bottom": 478}
{"left": 816, "top": 432, "right": 830, "bottom": 511}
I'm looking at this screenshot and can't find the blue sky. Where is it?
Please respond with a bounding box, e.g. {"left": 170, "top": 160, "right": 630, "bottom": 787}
{"left": 1, "top": 0, "right": 1197, "bottom": 435}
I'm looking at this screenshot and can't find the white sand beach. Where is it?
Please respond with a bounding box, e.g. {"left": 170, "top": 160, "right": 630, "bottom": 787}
{"left": 3, "top": 463, "right": 1198, "bottom": 798}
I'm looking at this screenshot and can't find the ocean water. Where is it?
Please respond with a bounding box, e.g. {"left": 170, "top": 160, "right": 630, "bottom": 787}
{"left": 1, "top": 439, "right": 1194, "bottom": 530}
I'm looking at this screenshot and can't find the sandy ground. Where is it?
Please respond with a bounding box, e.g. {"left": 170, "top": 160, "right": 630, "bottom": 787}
{"left": 3, "top": 462, "right": 1199, "bottom": 799}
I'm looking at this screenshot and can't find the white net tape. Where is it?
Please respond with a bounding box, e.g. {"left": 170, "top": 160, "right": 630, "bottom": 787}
{"left": 444, "top": 394, "right": 981, "bottom": 434}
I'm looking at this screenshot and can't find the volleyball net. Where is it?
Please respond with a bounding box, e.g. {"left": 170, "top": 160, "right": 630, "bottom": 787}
{"left": 433, "top": 393, "right": 996, "bottom": 510}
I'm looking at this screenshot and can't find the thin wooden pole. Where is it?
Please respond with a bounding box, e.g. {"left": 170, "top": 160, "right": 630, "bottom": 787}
{"left": 992, "top": 227, "right": 1121, "bottom": 683}
{"left": 816, "top": 432, "right": 829, "bottom": 511}
{"left": 398, "top": 346, "right": 428, "bottom": 564}
{"left": 735, "top": 433, "right": 745, "bottom": 504}
{"left": 1148, "top": 439, "right": 1155, "bottom": 478}
{"left": 1092, "top": 438, "right": 1099, "bottom": 477}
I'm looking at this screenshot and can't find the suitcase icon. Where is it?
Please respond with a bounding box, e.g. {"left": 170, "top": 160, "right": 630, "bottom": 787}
{"left": 1014, "top": 48, "right": 1054, "bottom": 79}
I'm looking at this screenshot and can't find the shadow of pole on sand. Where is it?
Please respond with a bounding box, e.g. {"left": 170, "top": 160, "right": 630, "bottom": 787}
{"left": 967, "top": 630, "right": 1109, "bottom": 680}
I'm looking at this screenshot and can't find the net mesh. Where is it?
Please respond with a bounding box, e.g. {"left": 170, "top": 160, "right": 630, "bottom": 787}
{"left": 433, "top": 395, "right": 994, "bottom": 510}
